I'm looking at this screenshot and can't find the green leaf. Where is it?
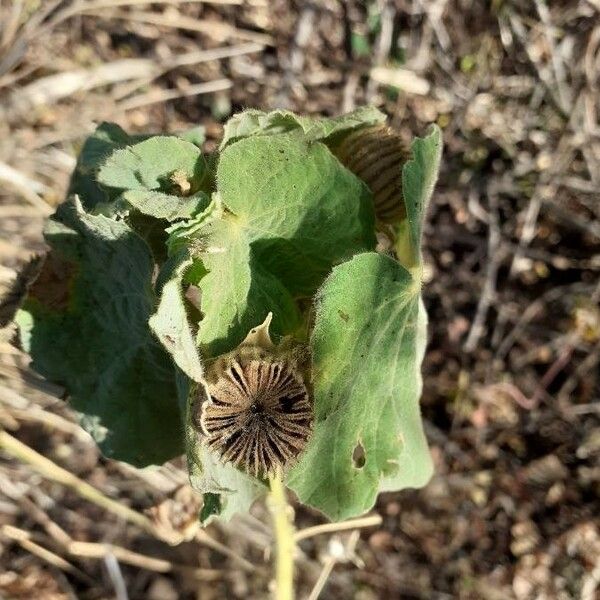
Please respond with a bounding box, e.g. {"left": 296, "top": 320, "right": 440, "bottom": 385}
{"left": 217, "top": 131, "right": 376, "bottom": 295}
{"left": 19, "top": 200, "right": 182, "bottom": 466}
{"left": 122, "top": 190, "right": 210, "bottom": 222}
{"left": 172, "top": 130, "right": 376, "bottom": 357}
{"left": 149, "top": 250, "right": 204, "bottom": 382}
{"left": 191, "top": 217, "right": 303, "bottom": 357}
{"left": 178, "top": 125, "right": 206, "bottom": 147}
{"left": 396, "top": 124, "right": 443, "bottom": 269}
{"left": 287, "top": 252, "right": 433, "bottom": 520}
{"left": 220, "top": 106, "right": 386, "bottom": 149}
{"left": 68, "top": 122, "right": 135, "bottom": 211}
{"left": 98, "top": 136, "right": 206, "bottom": 193}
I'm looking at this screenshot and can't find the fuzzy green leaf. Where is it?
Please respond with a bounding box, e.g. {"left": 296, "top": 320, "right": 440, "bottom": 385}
{"left": 287, "top": 252, "right": 433, "bottom": 520}
{"left": 122, "top": 190, "right": 210, "bottom": 222}
{"left": 68, "top": 122, "right": 135, "bottom": 211}
{"left": 149, "top": 250, "right": 204, "bottom": 383}
{"left": 190, "top": 217, "right": 303, "bottom": 357}
{"left": 217, "top": 131, "right": 376, "bottom": 295}
{"left": 220, "top": 106, "right": 386, "bottom": 149}
{"left": 98, "top": 136, "right": 206, "bottom": 193}
{"left": 396, "top": 124, "right": 443, "bottom": 269}
{"left": 18, "top": 200, "right": 182, "bottom": 466}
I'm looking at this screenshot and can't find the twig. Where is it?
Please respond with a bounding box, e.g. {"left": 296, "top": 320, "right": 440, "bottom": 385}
{"left": 0, "top": 429, "right": 156, "bottom": 532}
{"left": 528, "top": 338, "right": 576, "bottom": 407}
{"left": 0, "top": 161, "right": 52, "bottom": 215}
{"left": 68, "top": 540, "right": 221, "bottom": 579}
{"left": 306, "top": 556, "right": 336, "bottom": 600}
{"left": 1, "top": 525, "right": 90, "bottom": 583}
{"left": 559, "top": 340, "right": 600, "bottom": 409}
{"left": 104, "top": 553, "right": 129, "bottom": 600}
{"left": 93, "top": 9, "right": 272, "bottom": 45}
{"left": 464, "top": 190, "right": 502, "bottom": 353}
{"left": 306, "top": 531, "right": 361, "bottom": 600}
{"left": 0, "top": 429, "right": 256, "bottom": 570}
{"left": 195, "top": 529, "right": 257, "bottom": 572}
{"left": 493, "top": 282, "right": 591, "bottom": 360}
{"left": 41, "top": 0, "right": 242, "bottom": 33}
{"left": 1, "top": 523, "right": 223, "bottom": 582}
{"left": 294, "top": 514, "right": 382, "bottom": 543}
{"left": 113, "top": 42, "right": 263, "bottom": 100}
{"left": 12, "top": 58, "right": 157, "bottom": 108}
{"left": 118, "top": 79, "right": 232, "bottom": 111}
{"left": 534, "top": 0, "right": 570, "bottom": 113}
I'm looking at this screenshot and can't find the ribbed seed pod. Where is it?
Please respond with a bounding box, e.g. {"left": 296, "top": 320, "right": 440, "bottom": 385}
{"left": 330, "top": 125, "right": 409, "bottom": 223}
{"left": 196, "top": 316, "right": 313, "bottom": 478}
{"left": 201, "top": 357, "right": 312, "bottom": 477}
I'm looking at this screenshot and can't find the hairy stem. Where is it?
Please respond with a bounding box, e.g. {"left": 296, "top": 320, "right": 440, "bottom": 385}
{"left": 268, "top": 469, "right": 295, "bottom": 600}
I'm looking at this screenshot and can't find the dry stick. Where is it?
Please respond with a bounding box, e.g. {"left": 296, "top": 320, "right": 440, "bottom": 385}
{"left": 494, "top": 282, "right": 591, "bottom": 361}
{"left": 268, "top": 469, "right": 295, "bottom": 600}
{"left": 306, "top": 531, "right": 360, "bottom": 600}
{"left": 0, "top": 161, "right": 52, "bottom": 215}
{"left": 464, "top": 190, "right": 501, "bottom": 353}
{"left": 294, "top": 514, "right": 382, "bottom": 544}
{"left": 306, "top": 556, "right": 336, "bottom": 600}
{"left": 0, "top": 0, "right": 24, "bottom": 52}
{"left": 194, "top": 529, "right": 256, "bottom": 573}
{"left": 534, "top": 0, "right": 570, "bottom": 113}
{"left": 1, "top": 525, "right": 91, "bottom": 583}
{"left": 118, "top": 78, "right": 232, "bottom": 111}
{"left": 41, "top": 0, "right": 242, "bottom": 33}
{"left": 0, "top": 429, "right": 256, "bottom": 571}
{"left": 112, "top": 42, "right": 263, "bottom": 101}
{"left": 103, "top": 553, "right": 129, "bottom": 600}
{"left": 0, "top": 429, "right": 154, "bottom": 533}
{"left": 1, "top": 524, "right": 222, "bottom": 582}
{"left": 97, "top": 9, "right": 273, "bottom": 45}
{"left": 68, "top": 540, "right": 222, "bottom": 580}
{"left": 559, "top": 339, "right": 600, "bottom": 411}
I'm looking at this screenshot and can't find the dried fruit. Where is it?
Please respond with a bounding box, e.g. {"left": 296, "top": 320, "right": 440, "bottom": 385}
{"left": 330, "top": 124, "right": 409, "bottom": 223}
{"left": 198, "top": 316, "right": 313, "bottom": 477}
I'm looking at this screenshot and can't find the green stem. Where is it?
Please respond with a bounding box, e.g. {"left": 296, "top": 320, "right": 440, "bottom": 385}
{"left": 268, "top": 469, "right": 295, "bottom": 600}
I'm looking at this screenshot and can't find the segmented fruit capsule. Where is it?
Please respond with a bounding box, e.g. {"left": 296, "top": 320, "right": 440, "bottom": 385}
{"left": 198, "top": 316, "right": 313, "bottom": 478}
{"left": 330, "top": 124, "right": 409, "bottom": 223}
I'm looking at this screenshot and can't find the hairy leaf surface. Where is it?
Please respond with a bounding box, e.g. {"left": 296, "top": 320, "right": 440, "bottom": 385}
{"left": 122, "top": 190, "right": 210, "bottom": 222}
{"left": 149, "top": 250, "right": 204, "bottom": 383}
{"left": 190, "top": 216, "right": 302, "bottom": 357}
{"left": 18, "top": 200, "right": 182, "bottom": 466}
{"left": 220, "top": 106, "right": 386, "bottom": 149}
{"left": 288, "top": 126, "right": 442, "bottom": 520}
{"left": 98, "top": 136, "right": 206, "bottom": 193}
{"left": 396, "top": 125, "right": 442, "bottom": 269}
{"left": 287, "top": 253, "right": 432, "bottom": 520}
{"left": 217, "top": 131, "right": 376, "bottom": 295}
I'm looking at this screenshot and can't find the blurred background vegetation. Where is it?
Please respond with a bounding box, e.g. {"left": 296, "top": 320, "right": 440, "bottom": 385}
{"left": 0, "top": 1, "right": 599, "bottom": 598}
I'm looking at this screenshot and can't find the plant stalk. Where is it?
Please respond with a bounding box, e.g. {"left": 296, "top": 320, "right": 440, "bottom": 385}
{"left": 268, "top": 469, "right": 295, "bottom": 600}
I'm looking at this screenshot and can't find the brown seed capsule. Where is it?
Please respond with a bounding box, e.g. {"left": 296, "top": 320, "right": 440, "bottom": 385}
{"left": 330, "top": 124, "right": 409, "bottom": 223}
{"left": 200, "top": 357, "right": 313, "bottom": 477}
{"left": 196, "top": 316, "right": 313, "bottom": 477}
